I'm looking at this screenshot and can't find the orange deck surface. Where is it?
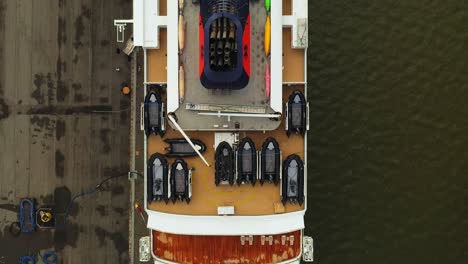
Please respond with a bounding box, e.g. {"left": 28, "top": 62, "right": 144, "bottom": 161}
{"left": 147, "top": 29, "right": 168, "bottom": 83}
{"left": 283, "top": 28, "right": 305, "bottom": 83}
{"left": 147, "top": 87, "right": 306, "bottom": 216}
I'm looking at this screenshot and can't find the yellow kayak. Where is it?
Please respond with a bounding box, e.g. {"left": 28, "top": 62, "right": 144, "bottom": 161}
{"left": 264, "top": 15, "right": 271, "bottom": 56}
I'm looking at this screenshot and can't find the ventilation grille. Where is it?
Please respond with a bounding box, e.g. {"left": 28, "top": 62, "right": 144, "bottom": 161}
{"left": 209, "top": 0, "right": 238, "bottom": 14}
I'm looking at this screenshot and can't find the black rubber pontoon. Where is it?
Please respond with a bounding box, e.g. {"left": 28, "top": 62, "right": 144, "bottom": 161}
{"left": 287, "top": 90, "right": 307, "bottom": 137}
{"left": 282, "top": 154, "right": 305, "bottom": 205}
{"left": 144, "top": 90, "right": 165, "bottom": 137}
{"left": 147, "top": 153, "right": 169, "bottom": 203}
{"left": 164, "top": 138, "right": 207, "bottom": 157}
{"left": 236, "top": 137, "right": 257, "bottom": 186}
{"left": 215, "top": 141, "right": 235, "bottom": 185}
{"left": 170, "top": 159, "right": 191, "bottom": 203}
{"left": 260, "top": 137, "right": 281, "bottom": 185}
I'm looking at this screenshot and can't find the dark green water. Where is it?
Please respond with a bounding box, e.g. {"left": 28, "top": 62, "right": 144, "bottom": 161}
{"left": 305, "top": 1, "right": 468, "bottom": 263}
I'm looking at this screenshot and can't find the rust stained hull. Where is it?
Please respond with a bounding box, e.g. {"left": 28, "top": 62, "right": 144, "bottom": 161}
{"left": 153, "top": 230, "right": 302, "bottom": 264}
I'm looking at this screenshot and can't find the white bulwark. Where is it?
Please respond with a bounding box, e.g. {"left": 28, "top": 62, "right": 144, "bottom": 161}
{"left": 133, "top": 0, "right": 166, "bottom": 48}
{"left": 146, "top": 210, "right": 305, "bottom": 236}
{"left": 270, "top": 0, "right": 283, "bottom": 113}
{"left": 165, "top": 0, "right": 180, "bottom": 113}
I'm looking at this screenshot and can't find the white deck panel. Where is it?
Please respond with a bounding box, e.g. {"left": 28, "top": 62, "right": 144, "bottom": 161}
{"left": 282, "top": 0, "right": 308, "bottom": 49}
{"left": 166, "top": 0, "right": 180, "bottom": 112}
{"left": 133, "top": 0, "right": 144, "bottom": 45}
{"left": 146, "top": 210, "right": 305, "bottom": 236}
{"left": 270, "top": 0, "right": 283, "bottom": 113}
{"left": 133, "top": 0, "right": 168, "bottom": 48}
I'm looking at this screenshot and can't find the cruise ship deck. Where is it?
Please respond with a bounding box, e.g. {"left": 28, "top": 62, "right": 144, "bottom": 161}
{"left": 142, "top": 0, "right": 308, "bottom": 217}
{"left": 121, "top": 0, "right": 310, "bottom": 262}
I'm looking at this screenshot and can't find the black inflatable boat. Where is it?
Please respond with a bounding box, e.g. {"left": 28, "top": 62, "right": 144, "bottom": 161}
{"left": 282, "top": 154, "right": 304, "bottom": 205}
{"left": 147, "top": 153, "right": 169, "bottom": 203}
{"left": 144, "top": 90, "right": 165, "bottom": 137}
{"left": 170, "top": 159, "right": 191, "bottom": 203}
{"left": 260, "top": 137, "right": 281, "bottom": 185}
{"left": 236, "top": 137, "right": 257, "bottom": 186}
{"left": 286, "top": 90, "right": 307, "bottom": 137}
{"left": 215, "top": 141, "right": 235, "bottom": 186}
{"left": 164, "top": 138, "right": 207, "bottom": 157}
